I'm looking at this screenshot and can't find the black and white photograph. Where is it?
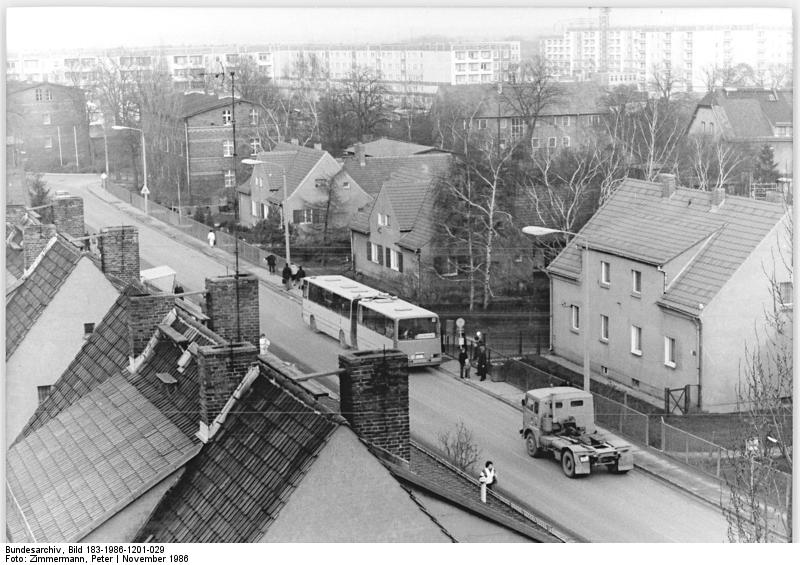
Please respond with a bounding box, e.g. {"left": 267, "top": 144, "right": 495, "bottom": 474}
{"left": 3, "top": 1, "right": 795, "bottom": 552}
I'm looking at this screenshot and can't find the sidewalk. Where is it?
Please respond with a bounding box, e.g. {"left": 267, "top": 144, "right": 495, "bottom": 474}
{"left": 89, "top": 182, "right": 727, "bottom": 513}
{"left": 438, "top": 359, "right": 726, "bottom": 512}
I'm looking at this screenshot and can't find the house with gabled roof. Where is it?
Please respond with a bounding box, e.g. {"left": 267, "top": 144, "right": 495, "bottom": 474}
{"left": 4, "top": 195, "right": 147, "bottom": 443}
{"left": 349, "top": 154, "right": 452, "bottom": 298}
{"left": 7, "top": 273, "right": 558, "bottom": 542}
{"left": 546, "top": 174, "right": 791, "bottom": 412}
{"left": 686, "top": 87, "right": 793, "bottom": 181}
{"left": 237, "top": 141, "right": 370, "bottom": 231}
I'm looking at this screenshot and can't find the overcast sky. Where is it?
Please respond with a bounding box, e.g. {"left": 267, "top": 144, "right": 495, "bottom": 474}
{"left": 5, "top": 4, "right": 794, "bottom": 53}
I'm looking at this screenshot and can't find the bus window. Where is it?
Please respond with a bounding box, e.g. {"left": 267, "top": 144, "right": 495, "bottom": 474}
{"left": 398, "top": 317, "right": 439, "bottom": 340}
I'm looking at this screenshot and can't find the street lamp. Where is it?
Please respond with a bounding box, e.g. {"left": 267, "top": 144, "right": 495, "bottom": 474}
{"left": 523, "top": 225, "right": 592, "bottom": 392}
{"left": 242, "top": 158, "right": 291, "bottom": 264}
{"left": 112, "top": 125, "right": 149, "bottom": 214}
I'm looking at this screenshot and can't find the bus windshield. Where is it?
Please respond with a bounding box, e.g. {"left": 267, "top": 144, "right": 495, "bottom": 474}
{"left": 398, "top": 317, "right": 439, "bottom": 340}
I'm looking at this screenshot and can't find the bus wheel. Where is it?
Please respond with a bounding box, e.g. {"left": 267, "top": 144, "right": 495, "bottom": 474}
{"left": 310, "top": 316, "right": 318, "bottom": 333}
{"left": 339, "top": 330, "right": 348, "bottom": 349}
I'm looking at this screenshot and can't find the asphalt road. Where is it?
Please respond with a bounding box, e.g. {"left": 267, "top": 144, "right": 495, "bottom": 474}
{"left": 52, "top": 174, "right": 730, "bottom": 542}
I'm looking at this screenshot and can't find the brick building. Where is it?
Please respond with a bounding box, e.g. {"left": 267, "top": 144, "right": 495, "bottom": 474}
{"left": 7, "top": 81, "right": 91, "bottom": 172}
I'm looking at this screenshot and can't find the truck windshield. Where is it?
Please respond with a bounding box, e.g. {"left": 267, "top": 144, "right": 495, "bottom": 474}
{"left": 398, "top": 317, "right": 439, "bottom": 340}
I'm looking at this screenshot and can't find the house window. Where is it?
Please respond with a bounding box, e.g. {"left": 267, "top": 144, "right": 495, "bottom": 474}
{"left": 600, "top": 314, "right": 609, "bottom": 342}
{"left": 632, "top": 269, "right": 642, "bottom": 294}
{"left": 558, "top": 116, "right": 570, "bottom": 127}
{"left": 251, "top": 201, "right": 258, "bottom": 217}
{"left": 44, "top": 136, "right": 53, "bottom": 149}
{"left": 223, "top": 139, "right": 234, "bottom": 157}
{"left": 389, "top": 249, "right": 404, "bottom": 272}
{"left": 562, "top": 136, "right": 570, "bottom": 147}
{"left": 477, "top": 118, "right": 488, "bottom": 130}
{"left": 778, "top": 281, "right": 793, "bottom": 308}
{"left": 600, "top": 261, "right": 610, "bottom": 285}
{"left": 548, "top": 137, "right": 557, "bottom": 148}
{"left": 531, "top": 137, "right": 540, "bottom": 150}
{"left": 262, "top": 203, "right": 269, "bottom": 218}
{"left": 342, "top": 181, "right": 350, "bottom": 190}
{"left": 369, "top": 242, "right": 384, "bottom": 265}
{"left": 377, "top": 213, "right": 390, "bottom": 227}
{"left": 224, "top": 170, "right": 235, "bottom": 188}
{"left": 631, "top": 325, "right": 642, "bottom": 356}
{"left": 248, "top": 137, "right": 261, "bottom": 154}
{"left": 510, "top": 118, "right": 524, "bottom": 140}
{"left": 45, "top": 89, "right": 52, "bottom": 101}
{"left": 35, "top": 88, "right": 43, "bottom": 101}
{"left": 222, "top": 109, "right": 232, "bottom": 125}
{"left": 249, "top": 108, "right": 259, "bottom": 125}
{"left": 42, "top": 113, "right": 51, "bottom": 125}
{"left": 571, "top": 305, "right": 580, "bottom": 331}
{"left": 709, "top": 122, "right": 715, "bottom": 135}
{"left": 37, "top": 385, "right": 52, "bottom": 405}
{"left": 664, "top": 336, "right": 676, "bottom": 368}
{"left": 314, "top": 178, "right": 327, "bottom": 189}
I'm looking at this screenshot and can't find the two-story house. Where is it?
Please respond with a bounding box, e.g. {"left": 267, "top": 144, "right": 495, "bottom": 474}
{"left": 687, "top": 87, "right": 793, "bottom": 185}
{"left": 238, "top": 142, "right": 371, "bottom": 232}
{"left": 7, "top": 81, "right": 91, "bottom": 172}
{"left": 434, "top": 80, "right": 607, "bottom": 151}
{"left": 546, "top": 174, "right": 790, "bottom": 413}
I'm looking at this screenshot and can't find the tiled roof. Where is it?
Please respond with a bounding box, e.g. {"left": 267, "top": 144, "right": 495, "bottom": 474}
{"left": 6, "top": 374, "right": 202, "bottom": 542}
{"left": 177, "top": 93, "right": 255, "bottom": 119}
{"left": 699, "top": 88, "right": 793, "bottom": 140}
{"left": 436, "top": 81, "right": 607, "bottom": 118}
{"left": 345, "top": 137, "right": 440, "bottom": 157}
{"left": 249, "top": 143, "right": 327, "bottom": 203}
{"left": 5, "top": 311, "right": 216, "bottom": 542}
{"left": 5, "top": 237, "right": 82, "bottom": 359}
{"left": 135, "top": 366, "right": 340, "bottom": 543}
{"left": 343, "top": 153, "right": 451, "bottom": 196}
{"left": 547, "top": 179, "right": 787, "bottom": 316}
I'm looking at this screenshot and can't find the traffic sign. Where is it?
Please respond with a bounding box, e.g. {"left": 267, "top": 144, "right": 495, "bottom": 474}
{"left": 141, "top": 186, "right": 150, "bottom": 196}
{"left": 455, "top": 318, "right": 465, "bottom": 328}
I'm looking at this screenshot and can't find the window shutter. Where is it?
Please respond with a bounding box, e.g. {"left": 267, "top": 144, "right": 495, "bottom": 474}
{"left": 366, "top": 241, "right": 372, "bottom": 262}
{"left": 377, "top": 245, "right": 384, "bottom": 265}
{"left": 398, "top": 251, "right": 404, "bottom": 273}
{"left": 385, "top": 249, "right": 392, "bottom": 268}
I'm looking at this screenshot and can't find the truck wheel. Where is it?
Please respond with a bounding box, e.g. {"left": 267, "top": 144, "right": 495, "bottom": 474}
{"left": 310, "top": 316, "right": 318, "bottom": 333}
{"left": 526, "top": 434, "right": 542, "bottom": 458}
{"left": 561, "top": 450, "right": 576, "bottom": 478}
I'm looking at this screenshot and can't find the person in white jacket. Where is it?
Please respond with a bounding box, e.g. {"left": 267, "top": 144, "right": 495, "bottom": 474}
{"left": 480, "top": 461, "right": 497, "bottom": 491}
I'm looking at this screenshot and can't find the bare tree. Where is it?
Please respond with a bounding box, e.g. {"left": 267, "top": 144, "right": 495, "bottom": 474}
{"left": 340, "top": 66, "right": 392, "bottom": 142}
{"left": 438, "top": 420, "right": 482, "bottom": 473}
{"left": 725, "top": 213, "right": 793, "bottom": 542}
{"left": 677, "top": 135, "right": 749, "bottom": 191}
{"left": 501, "top": 56, "right": 563, "bottom": 150}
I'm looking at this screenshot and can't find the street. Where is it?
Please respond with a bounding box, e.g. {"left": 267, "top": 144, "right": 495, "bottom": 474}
{"left": 54, "top": 174, "right": 730, "bottom": 542}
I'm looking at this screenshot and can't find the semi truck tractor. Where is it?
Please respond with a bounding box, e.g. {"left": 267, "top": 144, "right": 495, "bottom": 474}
{"left": 520, "top": 387, "right": 634, "bottom": 478}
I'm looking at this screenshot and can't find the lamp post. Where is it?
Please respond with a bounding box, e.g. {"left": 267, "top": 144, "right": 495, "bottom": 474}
{"left": 523, "top": 225, "right": 592, "bottom": 392}
{"left": 112, "top": 125, "right": 148, "bottom": 214}
{"left": 242, "top": 158, "right": 291, "bottom": 264}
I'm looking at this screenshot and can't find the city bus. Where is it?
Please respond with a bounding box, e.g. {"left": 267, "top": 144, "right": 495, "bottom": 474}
{"left": 301, "top": 275, "right": 442, "bottom": 367}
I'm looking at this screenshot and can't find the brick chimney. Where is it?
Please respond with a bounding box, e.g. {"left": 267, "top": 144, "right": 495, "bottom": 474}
{"left": 657, "top": 173, "right": 676, "bottom": 198}
{"left": 23, "top": 223, "right": 57, "bottom": 270}
{"left": 314, "top": 143, "right": 322, "bottom": 151}
{"left": 127, "top": 293, "right": 177, "bottom": 357}
{"left": 339, "top": 349, "right": 410, "bottom": 464}
{"left": 355, "top": 143, "right": 366, "bottom": 167}
{"left": 6, "top": 204, "right": 27, "bottom": 228}
{"left": 197, "top": 343, "right": 258, "bottom": 431}
{"left": 52, "top": 195, "right": 85, "bottom": 239}
{"left": 711, "top": 187, "right": 726, "bottom": 207}
{"left": 205, "top": 274, "right": 260, "bottom": 347}
{"left": 99, "top": 226, "right": 140, "bottom": 287}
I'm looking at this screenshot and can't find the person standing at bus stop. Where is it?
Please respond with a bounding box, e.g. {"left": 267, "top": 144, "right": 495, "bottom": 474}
{"left": 458, "top": 346, "right": 469, "bottom": 379}
{"left": 282, "top": 263, "right": 293, "bottom": 290}
{"left": 266, "top": 254, "right": 277, "bottom": 274}
{"left": 476, "top": 343, "right": 488, "bottom": 381}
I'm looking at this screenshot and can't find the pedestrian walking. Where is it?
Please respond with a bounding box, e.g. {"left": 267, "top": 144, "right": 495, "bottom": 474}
{"left": 266, "top": 254, "right": 277, "bottom": 274}
{"left": 480, "top": 461, "right": 497, "bottom": 491}
{"left": 207, "top": 229, "right": 216, "bottom": 247}
{"left": 259, "top": 333, "right": 270, "bottom": 355}
{"left": 458, "top": 346, "right": 469, "bottom": 379}
{"left": 282, "top": 263, "right": 293, "bottom": 290}
{"left": 476, "top": 343, "right": 488, "bottom": 381}
{"left": 295, "top": 265, "right": 306, "bottom": 282}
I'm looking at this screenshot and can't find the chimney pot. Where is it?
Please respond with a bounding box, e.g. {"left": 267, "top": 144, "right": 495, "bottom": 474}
{"left": 99, "top": 226, "right": 141, "bottom": 286}
{"left": 22, "top": 224, "right": 58, "bottom": 270}
{"left": 657, "top": 173, "right": 676, "bottom": 198}
{"left": 205, "top": 274, "right": 260, "bottom": 346}
{"left": 314, "top": 143, "right": 322, "bottom": 151}
{"left": 52, "top": 196, "right": 85, "bottom": 239}
{"left": 127, "top": 294, "right": 176, "bottom": 357}
{"left": 197, "top": 343, "right": 258, "bottom": 429}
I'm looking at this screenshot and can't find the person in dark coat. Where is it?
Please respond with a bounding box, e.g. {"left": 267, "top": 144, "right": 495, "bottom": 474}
{"left": 295, "top": 265, "right": 306, "bottom": 282}
{"left": 282, "top": 263, "right": 293, "bottom": 290}
{"left": 458, "top": 346, "right": 470, "bottom": 379}
{"left": 266, "top": 254, "right": 277, "bottom": 274}
{"left": 476, "top": 344, "right": 488, "bottom": 381}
